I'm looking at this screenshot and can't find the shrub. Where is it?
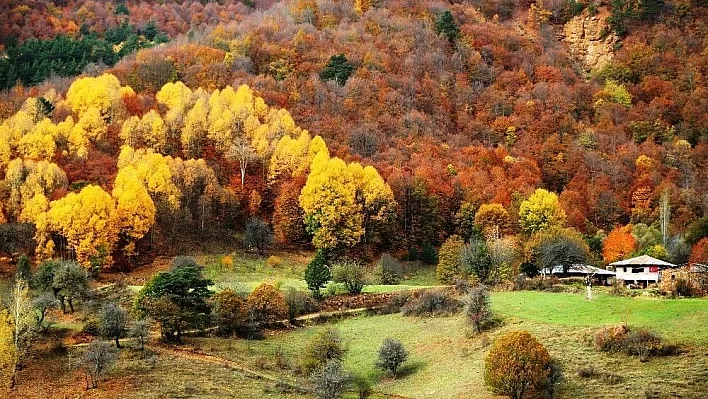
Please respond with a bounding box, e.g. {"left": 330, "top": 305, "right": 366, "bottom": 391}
{"left": 171, "top": 256, "right": 201, "bottom": 270}
{"left": 300, "top": 328, "right": 347, "bottom": 376}
{"left": 485, "top": 330, "right": 551, "bottom": 399}
{"left": 310, "top": 360, "right": 351, "bottom": 399}
{"left": 594, "top": 325, "right": 676, "bottom": 361}
{"left": 381, "top": 291, "right": 411, "bottom": 314}
{"left": 401, "top": 290, "right": 461, "bottom": 317}
{"left": 625, "top": 329, "right": 661, "bottom": 362}
{"left": 513, "top": 274, "right": 527, "bottom": 290}
{"left": 267, "top": 256, "right": 283, "bottom": 268}
{"left": 284, "top": 287, "right": 319, "bottom": 322}
{"left": 436, "top": 235, "right": 464, "bottom": 284}
{"left": 465, "top": 285, "right": 492, "bottom": 334}
{"left": 375, "top": 338, "right": 409, "bottom": 378}
{"left": 352, "top": 374, "right": 372, "bottom": 399}
{"left": 246, "top": 284, "right": 287, "bottom": 325}
{"left": 454, "top": 279, "right": 472, "bottom": 294}
{"left": 374, "top": 253, "right": 402, "bottom": 285}
{"left": 594, "top": 324, "right": 630, "bottom": 352}
{"left": 545, "top": 358, "right": 563, "bottom": 398}
{"left": 212, "top": 289, "right": 246, "bottom": 335}
{"left": 305, "top": 250, "right": 331, "bottom": 298}
{"left": 221, "top": 255, "right": 234, "bottom": 269}
{"left": 460, "top": 238, "right": 493, "bottom": 283}
{"left": 331, "top": 259, "right": 367, "bottom": 295}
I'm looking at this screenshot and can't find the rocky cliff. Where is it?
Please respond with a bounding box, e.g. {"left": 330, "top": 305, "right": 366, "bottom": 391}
{"left": 563, "top": 8, "right": 618, "bottom": 74}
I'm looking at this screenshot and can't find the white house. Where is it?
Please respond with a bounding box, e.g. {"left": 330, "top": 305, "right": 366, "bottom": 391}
{"left": 608, "top": 255, "right": 677, "bottom": 287}
{"left": 542, "top": 264, "right": 616, "bottom": 285}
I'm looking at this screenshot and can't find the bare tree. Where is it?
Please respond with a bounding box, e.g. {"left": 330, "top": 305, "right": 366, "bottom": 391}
{"left": 228, "top": 136, "right": 257, "bottom": 187}
{"left": 3, "top": 277, "right": 36, "bottom": 388}
{"left": 660, "top": 189, "right": 670, "bottom": 248}
{"left": 81, "top": 341, "right": 117, "bottom": 389}
{"left": 130, "top": 319, "right": 151, "bottom": 353}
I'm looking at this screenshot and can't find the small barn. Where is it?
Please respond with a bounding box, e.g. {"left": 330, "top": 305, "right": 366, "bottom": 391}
{"left": 609, "top": 255, "right": 677, "bottom": 288}
{"left": 542, "top": 264, "right": 616, "bottom": 285}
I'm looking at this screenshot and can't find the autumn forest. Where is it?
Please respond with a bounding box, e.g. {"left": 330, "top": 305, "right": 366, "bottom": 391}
{"left": 0, "top": 0, "right": 707, "bottom": 398}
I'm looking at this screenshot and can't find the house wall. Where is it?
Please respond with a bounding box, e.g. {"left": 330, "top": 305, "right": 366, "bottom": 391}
{"left": 615, "top": 266, "right": 660, "bottom": 283}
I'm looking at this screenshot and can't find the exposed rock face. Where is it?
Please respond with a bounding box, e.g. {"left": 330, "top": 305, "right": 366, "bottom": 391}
{"left": 563, "top": 9, "right": 618, "bottom": 74}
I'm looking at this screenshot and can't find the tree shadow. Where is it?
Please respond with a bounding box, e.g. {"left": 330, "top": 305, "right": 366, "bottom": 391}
{"left": 396, "top": 359, "right": 426, "bottom": 378}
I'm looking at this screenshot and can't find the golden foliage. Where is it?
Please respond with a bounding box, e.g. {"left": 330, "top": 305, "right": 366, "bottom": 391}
{"left": 0, "top": 309, "right": 17, "bottom": 392}
{"left": 40, "top": 185, "right": 118, "bottom": 269}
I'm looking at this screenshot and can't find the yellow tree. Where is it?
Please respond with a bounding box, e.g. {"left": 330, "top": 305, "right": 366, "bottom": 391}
{"left": 117, "top": 146, "right": 180, "bottom": 211}
{"left": 156, "top": 81, "right": 193, "bottom": 134}
{"left": 17, "top": 118, "right": 57, "bottom": 160}
{"left": 18, "top": 193, "right": 48, "bottom": 224}
{"left": 181, "top": 96, "right": 210, "bottom": 156}
{"left": 112, "top": 166, "right": 156, "bottom": 257}
{"left": 475, "top": 203, "right": 513, "bottom": 238}
{"left": 169, "top": 157, "right": 222, "bottom": 231}
{"left": 65, "top": 73, "right": 125, "bottom": 120}
{"left": 300, "top": 149, "right": 395, "bottom": 251}
{"left": 0, "top": 309, "right": 17, "bottom": 391}
{"left": 120, "top": 110, "right": 168, "bottom": 152}
{"left": 518, "top": 188, "right": 566, "bottom": 235}
{"left": 3, "top": 159, "right": 67, "bottom": 221}
{"left": 41, "top": 185, "right": 119, "bottom": 270}
{"left": 300, "top": 152, "right": 363, "bottom": 250}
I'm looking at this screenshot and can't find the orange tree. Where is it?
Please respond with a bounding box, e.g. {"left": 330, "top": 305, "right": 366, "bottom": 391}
{"left": 485, "top": 330, "right": 550, "bottom": 399}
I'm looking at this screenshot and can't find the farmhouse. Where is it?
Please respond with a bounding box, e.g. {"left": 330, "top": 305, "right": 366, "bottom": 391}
{"left": 542, "top": 264, "right": 616, "bottom": 285}
{"left": 609, "top": 255, "right": 677, "bottom": 288}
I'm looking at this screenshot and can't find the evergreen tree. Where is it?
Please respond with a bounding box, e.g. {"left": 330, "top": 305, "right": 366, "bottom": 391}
{"left": 305, "top": 250, "right": 330, "bottom": 298}
{"left": 320, "top": 54, "right": 355, "bottom": 86}
{"left": 435, "top": 10, "right": 459, "bottom": 43}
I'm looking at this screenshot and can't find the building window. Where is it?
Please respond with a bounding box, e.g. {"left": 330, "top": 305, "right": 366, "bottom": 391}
{"left": 632, "top": 267, "right": 644, "bottom": 274}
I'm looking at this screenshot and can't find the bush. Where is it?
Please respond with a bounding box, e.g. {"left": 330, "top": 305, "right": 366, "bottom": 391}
{"left": 331, "top": 259, "right": 367, "bottom": 295}
{"left": 246, "top": 284, "right": 287, "bottom": 325}
{"left": 454, "top": 279, "right": 474, "bottom": 295}
{"left": 544, "top": 358, "right": 563, "bottom": 398}
{"left": 375, "top": 338, "right": 409, "bottom": 378}
{"left": 310, "top": 360, "right": 351, "bottom": 399}
{"left": 401, "top": 290, "right": 461, "bottom": 317}
{"left": 381, "top": 291, "right": 412, "bottom": 314}
{"left": 373, "top": 254, "right": 402, "bottom": 285}
{"left": 171, "top": 256, "right": 201, "bottom": 270}
{"left": 352, "top": 374, "right": 372, "bottom": 399}
{"left": 513, "top": 274, "right": 527, "bottom": 290}
{"left": 465, "top": 285, "right": 492, "bottom": 334}
{"left": 284, "top": 288, "right": 319, "bottom": 322}
{"left": 220, "top": 255, "right": 234, "bottom": 270}
{"left": 300, "top": 328, "right": 347, "bottom": 376}
{"left": 305, "top": 250, "right": 331, "bottom": 298}
{"left": 267, "top": 256, "right": 283, "bottom": 268}
{"left": 594, "top": 325, "right": 677, "bottom": 361}
{"left": 212, "top": 289, "right": 246, "bottom": 335}
{"left": 485, "top": 331, "right": 551, "bottom": 399}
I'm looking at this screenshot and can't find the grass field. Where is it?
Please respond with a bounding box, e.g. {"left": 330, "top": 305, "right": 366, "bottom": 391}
{"left": 192, "top": 290, "right": 708, "bottom": 399}
{"left": 197, "top": 251, "right": 439, "bottom": 294}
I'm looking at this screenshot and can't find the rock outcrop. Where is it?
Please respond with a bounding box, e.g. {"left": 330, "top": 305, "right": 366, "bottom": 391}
{"left": 562, "top": 8, "right": 618, "bottom": 74}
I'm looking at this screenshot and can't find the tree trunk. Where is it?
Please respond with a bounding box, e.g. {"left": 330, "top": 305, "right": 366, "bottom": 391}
{"left": 68, "top": 298, "right": 75, "bottom": 313}
{"left": 115, "top": 336, "right": 121, "bottom": 349}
